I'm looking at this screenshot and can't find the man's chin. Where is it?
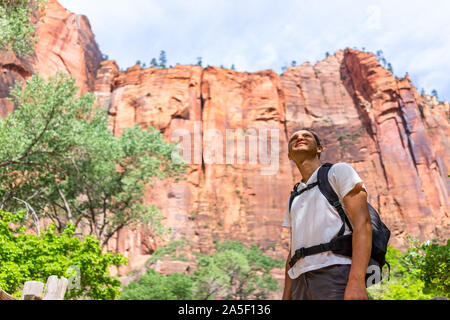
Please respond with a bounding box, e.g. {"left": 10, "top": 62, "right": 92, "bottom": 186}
{"left": 292, "top": 146, "right": 310, "bottom": 152}
{"left": 290, "top": 150, "right": 315, "bottom": 159}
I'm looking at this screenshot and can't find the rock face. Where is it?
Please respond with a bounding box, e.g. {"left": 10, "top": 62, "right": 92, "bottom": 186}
{"left": 97, "top": 50, "right": 449, "bottom": 273}
{"left": 1, "top": 1, "right": 448, "bottom": 276}
{"left": 0, "top": 0, "right": 102, "bottom": 116}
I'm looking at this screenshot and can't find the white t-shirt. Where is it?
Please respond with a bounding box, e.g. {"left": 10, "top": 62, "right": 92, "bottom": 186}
{"left": 282, "top": 162, "right": 368, "bottom": 279}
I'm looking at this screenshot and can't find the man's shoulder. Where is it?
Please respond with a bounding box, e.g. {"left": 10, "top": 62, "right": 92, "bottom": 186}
{"left": 328, "top": 162, "right": 355, "bottom": 174}
{"left": 327, "top": 162, "right": 361, "bottom": 184}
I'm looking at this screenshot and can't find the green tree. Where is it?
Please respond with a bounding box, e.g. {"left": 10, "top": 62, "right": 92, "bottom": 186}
{"left": 404, "top": 238, "right": 449, "bottom": 297}
{"left": 119, "top": 240, "right": 283, "bottom": 300}
{"left": 431, "top": 89, "right": 439, "bottom": 100}
{"left": 368, "top": 238, "right": 449, "bottom": 300}
{"left": 150, "top": 58, "right": 158, "bottom": 68}
{"left": 368, "top": 246, "right": 433, "bottom": 300}
{"left": 158, "top": 50, "right": 167, "bottom": 68}
{"left": 375, "top": 49, "right": 387, "bottom": 67}
{"left": 0, "top": 0, "right": 47, "bottom": 56}
{"left": 387, "top": 62, "right": 394, "bottom": 74}
{"left": 192, "top": 240, "right": 282, "bottom": 300}
{"left": 191, "top": 253, "right": 231, "bottom": 299}
{"left": 0, "top": 210, "right": 127, "bottom": 299}
{"left": 145, "top": 238, "right": 189, "bottom": 266}
{"left": 120, "top": 269, "right": 193, "bottom": 300}
{"left": 0, "top": 73, "right": 187, "bottom": 246}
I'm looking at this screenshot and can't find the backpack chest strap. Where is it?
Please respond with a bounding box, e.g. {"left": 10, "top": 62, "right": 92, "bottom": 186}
{"left": 288, "top": 181, "right": 319, "bottom": 212}
{"left": 288, "top": 242, "right": 334, "bottom": 268}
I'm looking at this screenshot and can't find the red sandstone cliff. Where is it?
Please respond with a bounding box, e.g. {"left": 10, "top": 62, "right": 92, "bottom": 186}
{"left": 0, "top": 1, "right": 448, "bottom": 277}
{"left": 0, "top": 0, "right": 102, "bottom": 116}
{"left": 96, "top": 51, "right": 449, "bottom": 273}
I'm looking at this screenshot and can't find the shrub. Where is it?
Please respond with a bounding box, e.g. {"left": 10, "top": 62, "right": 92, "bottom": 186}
{"left": 0, "top": 210, "right": 127, "bottom": 299}
{"left": 120, "top": 240, "right": 283, "bottom": 300}
{"left": 368, "top": 238, "right": 449, "bottom": 300}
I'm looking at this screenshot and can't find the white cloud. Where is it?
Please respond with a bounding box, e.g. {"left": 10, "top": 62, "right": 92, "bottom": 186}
{"left": 365, "top": 5, "right": 381, "bottom": 31}
{"left": 58, "top": 0, "right": 450, "bottom": 100}
{"left": 257, "top": 43, "right": 278, "bottom": 67}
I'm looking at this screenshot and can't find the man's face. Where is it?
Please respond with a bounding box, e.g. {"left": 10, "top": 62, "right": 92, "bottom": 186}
{"left": 288, "top": 130, "right": 321, "bottom": 159}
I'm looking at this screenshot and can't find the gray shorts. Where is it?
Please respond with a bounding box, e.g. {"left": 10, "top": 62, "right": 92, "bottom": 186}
{"left": 291, "top": 264, "right": 351, "bottom": 300}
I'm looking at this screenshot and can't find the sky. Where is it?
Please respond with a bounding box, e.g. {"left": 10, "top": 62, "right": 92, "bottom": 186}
{"left": 59, "top": 0, "right": 450, "bottom": 101}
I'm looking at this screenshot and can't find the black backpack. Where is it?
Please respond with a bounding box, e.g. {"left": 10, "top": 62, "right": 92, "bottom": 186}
{"left": 288, "top": 162, "right": 391, "bottom": 287}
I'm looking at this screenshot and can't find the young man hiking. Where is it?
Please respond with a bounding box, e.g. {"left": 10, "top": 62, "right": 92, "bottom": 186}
{"left": 282, "top": 129, "right": 373, "bottom": 300}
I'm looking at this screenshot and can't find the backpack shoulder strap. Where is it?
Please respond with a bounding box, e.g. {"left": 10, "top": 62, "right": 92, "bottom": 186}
{"left": 317, "top": 163, "right": 353, "bottom": 235}
{"left": 317, "top": 163, "right": 337, "bottom": 203}
{"left": 288, "top": 181, "right": 319, "bottom": 213}
{"left": 288, "top": 182, "right": 300, "bottom": 213}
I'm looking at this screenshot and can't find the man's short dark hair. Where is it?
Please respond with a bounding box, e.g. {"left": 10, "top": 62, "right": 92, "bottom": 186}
{"left": 306, "top": 129, "right": 321, "bottom": 148}
{"left": 307, "top": 129, "right": 321, "bottom": 159}
{"left": 291, "top": 128, "right": 322, "bottom": 159}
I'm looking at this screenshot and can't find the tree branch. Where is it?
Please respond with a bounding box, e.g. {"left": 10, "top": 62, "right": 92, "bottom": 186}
{"left": 12, "top": 196, "right": 40, "bottom": 237}
{"left": 0, "top": 98, "right": 57, "bottom": 168}
{"left": 101, "top": 220, "right": 126, "bottom": 248}
{"left": 56, "top": 185, "right": 72, "bottom": 223}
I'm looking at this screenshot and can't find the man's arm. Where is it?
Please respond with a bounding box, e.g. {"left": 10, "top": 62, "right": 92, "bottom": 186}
{"left": 282, "top": 228, "right": 292, "bottom": 300}
{"left": 282, "top": 251, "right": 292, "bottom": 300}
{"left": 342, "top": 182, "right": 372, "bottom": 300}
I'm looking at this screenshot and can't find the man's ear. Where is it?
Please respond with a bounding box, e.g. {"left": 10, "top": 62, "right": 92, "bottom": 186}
{"left": 317, "top": 145, "right": 324, "bottom": 156}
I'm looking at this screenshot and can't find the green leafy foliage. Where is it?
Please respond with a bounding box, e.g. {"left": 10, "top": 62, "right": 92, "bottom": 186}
{"left": 404, "top": 238, "right": 449, "bottom": 297}
{"left": 145, "top": 238, "right": 188, "bottom": 266}
{"left": 0, "top": 210, "right": 127, "bottom": 299}
{"left": 158, "top": 50, "right": 167, "bottom": 68}
{"left": 192, "top": 240, "right": 282, "bottom": 300}
{"left": 120, "top": 269, "right": 193, "bottom": 300}
{"left": 120, "top": 240, "right": 283, "bottom": 300}
{"left": 0, "top": 73, "right": 187, "bottom": 246}
{"left": 147, "top": 50, "right": 168, "bottom": 69}
{"left": 431, "top": 89, "right": 439, "bottom": 100}
{"left": 368, "top": 238, "right": 449, "bottom": 300}
{"left": 0, "top": 0, "right": 47, "bottom": 56}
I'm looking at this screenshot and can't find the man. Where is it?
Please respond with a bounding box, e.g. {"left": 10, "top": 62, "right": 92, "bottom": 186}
{"left": 282, "top": 129, "right": 373, "bottom": 300}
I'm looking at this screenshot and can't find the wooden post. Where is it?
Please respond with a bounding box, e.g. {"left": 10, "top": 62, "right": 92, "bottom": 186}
{"left": 0, "top": 288, "right": 18, "bottom": 300}
{"left": 21, "top": 281, "right": 44, "bottom": 300}
{"left": 43, "top": 275, "right": 68, "bottom": 300}
{"left": 1, "top": 275, "right": 68, "bottom": 301}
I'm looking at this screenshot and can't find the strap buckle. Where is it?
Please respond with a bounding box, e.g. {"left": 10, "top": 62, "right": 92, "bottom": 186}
{"left": 289, "top": 247, "right": 306, "bottom": 268}
{"left": 332, "top": 201, "right": 342, "bottom": 209}
{"left": 296, "top": 247, "right": 305, "bottom": 259}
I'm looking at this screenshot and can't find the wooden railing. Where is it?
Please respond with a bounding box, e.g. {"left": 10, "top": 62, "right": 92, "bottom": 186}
{"left": 0, "top": 275, "right": 68, "bottom": 300}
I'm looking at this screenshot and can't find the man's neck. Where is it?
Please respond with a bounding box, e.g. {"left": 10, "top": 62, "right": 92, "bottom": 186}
{"left": 294, "top": 157, "right": 321, "bottom": 183}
